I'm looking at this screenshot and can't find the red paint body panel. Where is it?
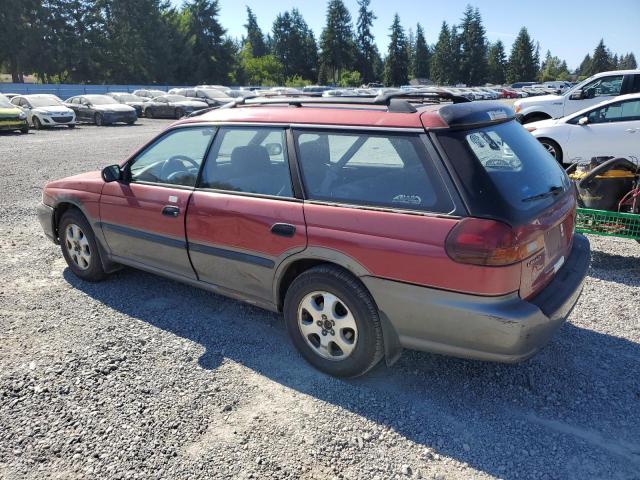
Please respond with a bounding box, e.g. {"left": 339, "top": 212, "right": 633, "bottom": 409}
{"left": 179, "top": 106, "right": 425, "bottom": 129}
{"left": 45, "top": 171, "right": 105, "bottom": 221}
{"left": 186, "top": 191, "right": 307, "bottom": 300}
{"left": 100, "top": 182, "right": 195, "bottom": 278}
{"left": 302, "top": 203, "right": 522, "bottom": 296}
{"left": 519, "top": 193, "right": 577, "bottom": 299}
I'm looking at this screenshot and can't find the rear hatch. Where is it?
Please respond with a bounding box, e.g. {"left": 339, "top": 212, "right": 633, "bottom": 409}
{"left": 433, "top": 115, "right": 575, "bottom": 299}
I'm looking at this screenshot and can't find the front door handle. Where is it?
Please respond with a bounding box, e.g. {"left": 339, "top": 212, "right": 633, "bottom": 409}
{"left": 271, "top": 223, "right": 296, "bottom": 237}
{"left": 162, "top": 205, "right": 180, "bottom": 217}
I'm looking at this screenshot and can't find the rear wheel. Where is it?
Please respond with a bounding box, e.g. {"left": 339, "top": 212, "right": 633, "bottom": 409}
{"left": 538, "top": 138, "right": 563, "bottom": 164}
{"left": 283, "top": 265, "right": 384, "bottom": 377}
{"left": 59, "top": 210, "right": 107, "bottom": 282}
{"left": 175, "top": 108, "right": 185, "bottom": 119}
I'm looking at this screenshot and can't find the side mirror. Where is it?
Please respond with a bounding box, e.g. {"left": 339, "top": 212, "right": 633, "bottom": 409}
{"left": 265, "top": 143, "right": 283, "bottom": 156}
{"left": 570, "top": 90, "right": 583, "bottom": 100}
{"left": 101, "top": 165, "right": 122, "bottom": 183}
{"left": 578, "top": 116, "right": 589, "bottom": 126}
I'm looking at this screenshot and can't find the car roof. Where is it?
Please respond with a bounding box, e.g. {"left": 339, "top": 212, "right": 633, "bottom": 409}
{"left": 562, "top": 92, "right": 640, "bottom": 120}
{"left": 177, "top": 98, "right": 515, "bottom": 130}
{"left": 591, "top": 69, "right": 639, "bottom": 77}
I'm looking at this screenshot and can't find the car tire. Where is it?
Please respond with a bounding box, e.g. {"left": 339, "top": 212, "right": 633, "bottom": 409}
{"left": 59, "top": 209, "right": 107, "bottom": 282}
{"left": 20, "top": 126, "right": 29, "bottom": 134}
{"left": 126, "top": 120, "right": 136, "bottom": 125}
{"left": 145, "top": 109, "right": 153, "bottom": 119}
{"left": 68, "top": 124, "right": 75, "bottom": 129}
{"left": 175, "top": 108, "right": 185, "bottom": 119}
{"left": 538, "top": 138, "right": 563, "bottom": 163}
{"left": 94, "top": 113, "right": 104, "bottom": 126}
{"left": 33, "top": 116, "right": 42, "bottom": 130}
{"left": 283, "top": 264, "right": 384, "bottom": 378}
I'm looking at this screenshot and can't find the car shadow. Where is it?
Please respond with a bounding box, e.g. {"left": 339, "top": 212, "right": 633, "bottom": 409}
{"left": 588, "top": 248, "right": 640, "bottom": 287}
{"left": 62, "top": 267, "right": 640, "bottom": 479}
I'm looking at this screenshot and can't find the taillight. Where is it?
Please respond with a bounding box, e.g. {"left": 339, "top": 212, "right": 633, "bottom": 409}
{"left": 445, "top": 218, "right": 545, "bottom": 266}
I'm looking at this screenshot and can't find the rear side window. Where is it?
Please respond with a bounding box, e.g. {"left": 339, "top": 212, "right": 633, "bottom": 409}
{"left": 294, "top": 130, "right": 453, "bottom": 213}
{"left": 437, "top": 120, "right": 571, "bottom": 220}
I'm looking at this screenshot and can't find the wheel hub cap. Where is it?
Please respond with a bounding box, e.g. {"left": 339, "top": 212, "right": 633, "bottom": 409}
{"left": 297, "top": 291, "right": 358, "bottom": 361}
{"left": 65, "top": 223, "right": 91, "bottom": 270}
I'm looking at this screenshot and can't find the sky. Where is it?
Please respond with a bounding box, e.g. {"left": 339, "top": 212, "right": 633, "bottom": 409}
{"left": 172, "top": 0, "right": 640, "bottom": 70}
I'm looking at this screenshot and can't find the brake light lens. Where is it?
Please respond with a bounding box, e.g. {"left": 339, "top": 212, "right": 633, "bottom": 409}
{"left": 445, "top": 218, "right": 545, "bottom": 266}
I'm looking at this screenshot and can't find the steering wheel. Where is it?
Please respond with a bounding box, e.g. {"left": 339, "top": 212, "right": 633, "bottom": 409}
{"left": 160, "top": 155, "right": 199, "bottom": 182}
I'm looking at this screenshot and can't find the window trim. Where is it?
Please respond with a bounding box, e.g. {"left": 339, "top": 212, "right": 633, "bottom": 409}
{"left": 196, "top": 125, "right": 297, "bottom": 200}
{"left": 291, "top": 127, "right": 458, "bottom": 215}
{"left": 125, "top": 125, "right": 218, "bottom": 188}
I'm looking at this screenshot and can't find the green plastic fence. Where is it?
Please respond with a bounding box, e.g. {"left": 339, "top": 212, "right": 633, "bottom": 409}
{"left": 575, "top": 208, "right": 640, "bottom": 239}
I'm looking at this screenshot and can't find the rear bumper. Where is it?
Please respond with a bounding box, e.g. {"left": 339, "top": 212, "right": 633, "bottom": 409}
{"left": 362, "top": 234, "right": 590, "bottom": 363}
{"left": 37, "top": 203, "right": 57, "bottom": 244}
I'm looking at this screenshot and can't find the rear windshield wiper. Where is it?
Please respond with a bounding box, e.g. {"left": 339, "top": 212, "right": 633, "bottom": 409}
{"left": 521, "top": 185, "right": 564, "bottom": 202}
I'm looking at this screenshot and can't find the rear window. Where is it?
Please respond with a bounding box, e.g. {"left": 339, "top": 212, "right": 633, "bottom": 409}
{"left": 295, "top": 130, "right": 454, "bottom": 213}
{"left": 436, "top": 120, "right": 571, "bottom": 222}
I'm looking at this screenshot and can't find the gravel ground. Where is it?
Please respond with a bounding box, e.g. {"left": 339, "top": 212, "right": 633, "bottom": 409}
{"left": 1, "top": 120, "right": 639, "bottom": 480}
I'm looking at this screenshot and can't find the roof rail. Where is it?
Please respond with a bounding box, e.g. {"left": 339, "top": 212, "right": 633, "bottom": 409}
{"left": 213, "top": 90, "right": 470, "bottom": 114}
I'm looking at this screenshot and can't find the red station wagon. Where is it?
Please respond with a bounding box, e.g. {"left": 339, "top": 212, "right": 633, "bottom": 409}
{"left": 38, "top": 92, "right": 590, "bottom": 377}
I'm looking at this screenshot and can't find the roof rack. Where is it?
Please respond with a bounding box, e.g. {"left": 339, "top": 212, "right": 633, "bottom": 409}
{"left": 217, "top": 90, "right": 471, "bottom": 114}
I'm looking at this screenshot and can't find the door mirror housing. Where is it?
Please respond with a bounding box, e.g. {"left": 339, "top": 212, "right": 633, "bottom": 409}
{"left": 578, "top": 116, "right": 589, "bottom": 126}
{"left": 570, "top": 90, "right": 583, "bottom": 100}
{"left": 102, "top": 164, "right": 122, "bottom": 183}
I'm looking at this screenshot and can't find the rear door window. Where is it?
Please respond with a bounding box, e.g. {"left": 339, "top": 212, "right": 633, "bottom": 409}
{"left": 294, "top": 130, "right": 454, "bottom": 213}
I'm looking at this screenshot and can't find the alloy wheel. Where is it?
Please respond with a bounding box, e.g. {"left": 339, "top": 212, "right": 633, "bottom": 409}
{"left": 542, "top": 141, "right": 557, "bottom": 158}
{"left": 297, "top": 291, "right": 358, "bottom": 361}
{"left": 65, "top": 223, "right": 91, "bottom": 270}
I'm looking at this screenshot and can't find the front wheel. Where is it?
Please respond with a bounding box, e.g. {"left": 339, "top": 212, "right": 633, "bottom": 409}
{"left": 20, "top": 126, "right": 29, "bottom": 134}
{"left": 284, "top": 265, "right": 384, "bottom": 377}
{"left": 59, "top": 210, "right": 107, "bottom": 282}
{"left": 145, "top": 109, "right": 153, "bottom": 119}
{"left": 538, "top": 138, "right": 563, "bottom": 163}
{"left": 32, "top": 116, "right": 42, "bottom": 129}
{"left": 94, "top": 113, "right": 103, "bottom": 126}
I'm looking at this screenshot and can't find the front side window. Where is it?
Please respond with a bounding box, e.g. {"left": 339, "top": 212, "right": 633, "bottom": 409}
{"left": 199, "top": 127, "right": 293, "bottom": 197}
{"left": 295, "top": 130, "right": 453, "bottom": 213}
{"left": 580, "top": 99, "right": 640, "bottom": 124}
{"left": 582, "top": 75, "right": 623, "bottom": 99}
{"left": 129, "top": 127, "right": 216, "bottom": 187}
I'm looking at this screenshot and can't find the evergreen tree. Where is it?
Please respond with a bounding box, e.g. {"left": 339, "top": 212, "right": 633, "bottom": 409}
{"left": 486, "top": 40, "right": 506, "bottom": 85}
{"left": 244, "top": 7, "right": 266, "bottom": 57}
{"left": 185, "top": 0, "right": 234, "bottom": 84}
{"left": 507, "top": 27, "right": 537, "bottom": 83}
{"left": 578, "top": 54, "right": 592, "bottom": 78}
{"left": 272, "top": 9, "right": 317, "bottom": 82}
{"left": 430, "top": 21, "right": 453, "bottom": 85}
{"left": 538, "top": 50, "right": 570, "bottom": 81}
{"left": 620, "top": 52, "right": 637, "bottom": 69}
{"left": 449, "top": 25, "right": 462, "bottom": 84}
{"left": 459, "top": 5, "right": 488, "bottom": 86}
{"left": 355, "top": 0, "right": 378, "bottom": 84}
{"left": 413, "top": 23, "right": 430, "bottom": 80}
{"left": 590, "top": 39, "right": 613, "bottom": 74}
{"left": 319, "top": 0, "right": 355, "bottom": 83}
{"left": 384, "top": 14, "right": 409, "bottom": 86}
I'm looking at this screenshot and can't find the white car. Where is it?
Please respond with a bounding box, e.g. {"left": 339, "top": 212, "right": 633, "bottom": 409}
{"left": 10, "top": 94, "right": 76, "bottom": 129}
{"left": 515, "top": 69, "right": 640, "bottom": 123}
{"left": 527, "top": 93, "right": 640, "bottom": 164}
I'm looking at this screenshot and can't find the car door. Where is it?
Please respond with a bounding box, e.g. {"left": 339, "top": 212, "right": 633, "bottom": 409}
{"left": 565, "top": 98, "right": 640, "bottom": 162}
{"left": 99, "top": 126, "right": 217, "bottom": 279}
{"left": 186, "top": 126, "right": 307, "bottom": 303}
{"left": 564, "top": 74, "right": 624, "bottom": 116}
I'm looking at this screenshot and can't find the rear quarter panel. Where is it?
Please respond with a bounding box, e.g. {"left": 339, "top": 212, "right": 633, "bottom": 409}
{"left": 303, "top": 203, "right": 522, "bottom": 296}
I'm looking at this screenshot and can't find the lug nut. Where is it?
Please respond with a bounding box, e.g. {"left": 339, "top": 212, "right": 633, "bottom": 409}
{"left": 321, "top": 330, "right": 327, "bottom": 336}
{"left": 330, "top": 330, "right": 335, "bottom": 335}
{"left": 316, "top": 321, "right": 322, "bottom": 326}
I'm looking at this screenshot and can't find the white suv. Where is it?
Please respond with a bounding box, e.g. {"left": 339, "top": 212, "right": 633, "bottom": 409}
{"left": 515, "top": 70, "right": 640, "bottom": 123}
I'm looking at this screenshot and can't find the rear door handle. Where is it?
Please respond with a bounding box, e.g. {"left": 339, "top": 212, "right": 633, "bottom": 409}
{"left": 271, "top": 223, "right": 296, "bottom": 237}
{"left": 626, "top": 128, "right": 637, "bottom": 133}
{"left": 162, "top": 205, "right": 180, "bottom": 217}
